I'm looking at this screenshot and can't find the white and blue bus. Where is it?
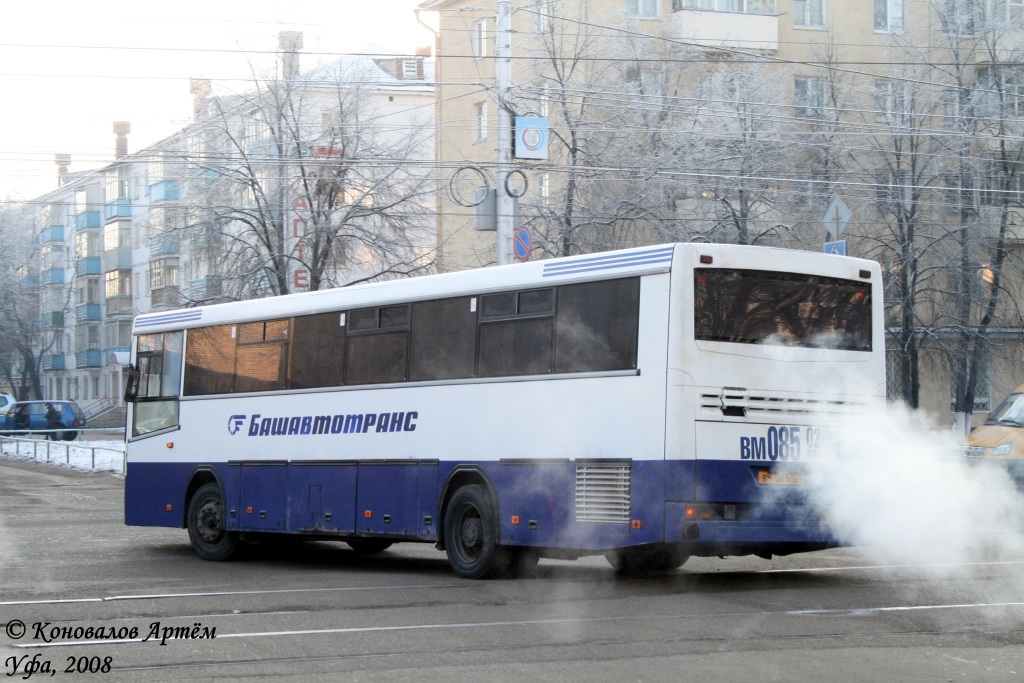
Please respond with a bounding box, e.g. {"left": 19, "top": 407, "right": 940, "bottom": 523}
{"left": 123, "top": 243, "right": 884, "bottom": 578}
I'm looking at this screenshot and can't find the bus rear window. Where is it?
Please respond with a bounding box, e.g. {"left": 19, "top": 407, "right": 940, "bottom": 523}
{"left": 694, "top": 269, "right": 872, "bottom": 351}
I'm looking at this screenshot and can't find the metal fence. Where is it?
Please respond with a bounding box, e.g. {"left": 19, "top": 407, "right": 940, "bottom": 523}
{"left": 0, "top": 429, "right": 126, "bottom": 474}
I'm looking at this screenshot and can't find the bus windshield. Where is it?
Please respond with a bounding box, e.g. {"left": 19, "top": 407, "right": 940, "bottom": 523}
{"left": 694, "top": 268, "right": 872, "bottom": 351}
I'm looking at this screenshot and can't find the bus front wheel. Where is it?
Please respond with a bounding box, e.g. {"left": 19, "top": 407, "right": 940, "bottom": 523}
{"left": 443, "top": 484, "right": 507, "bottom": 579}
{"left": 187, "top": 483, "right": 240, "bottom": 561}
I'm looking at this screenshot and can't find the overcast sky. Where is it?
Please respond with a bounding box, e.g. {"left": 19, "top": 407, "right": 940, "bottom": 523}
{"left": 0, "top": 0, "right": 434, "bottom": 200}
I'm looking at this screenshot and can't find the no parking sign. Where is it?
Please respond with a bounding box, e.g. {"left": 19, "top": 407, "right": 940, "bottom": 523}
{"left": 514, "top": 227, "right": 532, "bottom": 262}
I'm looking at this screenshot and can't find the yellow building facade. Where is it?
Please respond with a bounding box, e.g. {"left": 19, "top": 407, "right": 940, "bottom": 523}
{"left": 420, "top": 0, "right": 1024, "bottom": 426}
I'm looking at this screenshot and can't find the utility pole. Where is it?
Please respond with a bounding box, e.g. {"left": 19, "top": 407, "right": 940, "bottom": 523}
{"left": 495, "top": 0, "right": 513, "bottom": 265}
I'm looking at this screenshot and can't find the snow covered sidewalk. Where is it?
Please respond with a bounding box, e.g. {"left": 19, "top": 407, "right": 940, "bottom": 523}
{"left": 0, "top": 436, "right": 126, "bottom": 475}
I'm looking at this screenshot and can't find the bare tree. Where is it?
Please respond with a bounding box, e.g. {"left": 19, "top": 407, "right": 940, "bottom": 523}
{"left": 514, "top": 2, "right": 695, "bottom": 257}
{"left": 181, "top": 53, "right": 435, "bottom": 301}
{"left": 933, "top": 0, "right": 1024, "bottom": 432}
{"left": 0, "top": 200, "right": 59, "bottom": 399}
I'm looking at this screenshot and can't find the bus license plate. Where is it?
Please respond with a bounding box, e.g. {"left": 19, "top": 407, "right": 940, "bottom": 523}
{"left": 757, "top": 470, "right": 805, "bottom": 486}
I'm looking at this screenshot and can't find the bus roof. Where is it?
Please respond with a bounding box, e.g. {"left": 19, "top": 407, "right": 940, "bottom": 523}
{"left": 131, "top": 243, "right": 880, "bottom": 334}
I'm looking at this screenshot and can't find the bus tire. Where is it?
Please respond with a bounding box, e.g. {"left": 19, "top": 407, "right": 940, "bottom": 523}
{"left": 346, "top": 539, "right": 394, "bottom": 555}
{"left": 443, "top": 484, "right": 507, "bottom": 579}
{"left": 187, "top": 483, "right": 239, "bottom": 561}
{"left": 605, "top": 544, "right": 689, "bottom": 574}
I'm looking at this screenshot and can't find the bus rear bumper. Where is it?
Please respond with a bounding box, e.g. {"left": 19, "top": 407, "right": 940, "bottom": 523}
{"left": 665, "top": 502, "right": 839, "bottom": 551}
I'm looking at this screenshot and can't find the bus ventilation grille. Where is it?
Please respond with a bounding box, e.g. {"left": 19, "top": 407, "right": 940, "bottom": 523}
{"left": 700, "top": 389, "right": 858, "bottom": 420}
{"left": 575, "top": 462, "right": 631, "bottom": 524}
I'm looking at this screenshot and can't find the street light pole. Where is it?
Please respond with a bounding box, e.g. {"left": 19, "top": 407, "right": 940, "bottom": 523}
{"left": 495, "top": 0, "right": 513, "bottom": 265}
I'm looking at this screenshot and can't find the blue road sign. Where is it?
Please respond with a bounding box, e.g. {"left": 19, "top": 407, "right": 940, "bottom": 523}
{"left": 825, "top": 240, "right": 847, "bottom": 256}
{"left": 514, "top": 226, "right": 532, "bottom": 261}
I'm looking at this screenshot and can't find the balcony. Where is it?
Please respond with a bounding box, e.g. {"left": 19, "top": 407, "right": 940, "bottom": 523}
{"left": 104, "top": 198, "right": 131, "bottom": 221}
{"left": 42, "top": 311, "right": 64, "bottom": 327}
{"left": 76, "top": 349, "right": 103, "bottom": 368}
{"left": 42, "top": 225, "right": 65, "bottom": 243}
{"left": 102, "top": 247, "right": 132, "bottom": 271}
{"left": 149, "top": 179, "right": 180, "bottom": 203}
{"left": 189, "top": 276, "right": 223, "bottom": 300}
{"left": 105, "top": 295, "right": 133, "bottom": 316}
{"left": 150, "top": 286, "right": 182, "bottom": 310}
{"left": 76, "top": 303, "right": 101, "bottom": 322}
{"left": 75, "top": 211, "right": 101, "bottom": 229}
{"left": 75, "top": 257, "right": 102, "bottom": 277}
{"left": 42, "top": 354, "right": 66, "bottom": 371}
{"left": 672, "top": 8, "right": 778, "bottom": 52}
{"left": 149, "top": 235, "right": 179, "bottom": 256}
{"left": 41, "top": 268, "right": 65, "bottom": 285}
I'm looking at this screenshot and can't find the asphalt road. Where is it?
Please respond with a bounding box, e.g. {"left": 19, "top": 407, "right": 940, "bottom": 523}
{"left": 1, "top": 458, "right": 1022, "bottom": 682}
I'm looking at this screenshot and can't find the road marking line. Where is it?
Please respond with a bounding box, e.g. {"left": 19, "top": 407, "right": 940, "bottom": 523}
{"left": 0, "top": 583, "right": 472, "bottom": 607}
{"left": 18, "top": 601, "right": 1024, "bottom": 649}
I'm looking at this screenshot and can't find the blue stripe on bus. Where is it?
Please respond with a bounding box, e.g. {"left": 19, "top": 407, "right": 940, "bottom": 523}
{"left": 124, "top": 457, "right": 836, "bottom": 550}
{"left": 542, "top": 246, "right": 674, "bottom": 277}
{"left": 134, "top": 310, "right": 204, "bottom": 329}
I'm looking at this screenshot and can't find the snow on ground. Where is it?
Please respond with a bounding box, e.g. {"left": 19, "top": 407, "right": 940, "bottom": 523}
{"left": 0, "top": 436, "right": 125, "bottom": 475}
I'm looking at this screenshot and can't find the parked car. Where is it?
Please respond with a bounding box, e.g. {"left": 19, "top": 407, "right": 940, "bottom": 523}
{"left": 1, "top": 400, "right": 87, "bottom": 441}
{"left": 963, "top": 384, "right": 1024, "bottom": 484}
{"left": 0, "top": 394, "right": 15, "bottom": 416}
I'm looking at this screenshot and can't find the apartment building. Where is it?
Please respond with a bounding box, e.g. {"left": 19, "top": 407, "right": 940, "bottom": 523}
{"left": 11, "top": 37, "right": 435, "bottom": 415}
{"left": 419, "top": 0, "right": 1024, "bottom": 425}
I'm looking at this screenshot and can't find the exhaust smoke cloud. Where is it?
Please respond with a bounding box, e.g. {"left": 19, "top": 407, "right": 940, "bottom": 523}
{"left": 805, "top": 399, "right": 1024, "bottom": 575}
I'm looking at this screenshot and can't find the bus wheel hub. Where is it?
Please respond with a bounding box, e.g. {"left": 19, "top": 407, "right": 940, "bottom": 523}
{"left": 460, "top": 518, "right": 481, "bottom": 548}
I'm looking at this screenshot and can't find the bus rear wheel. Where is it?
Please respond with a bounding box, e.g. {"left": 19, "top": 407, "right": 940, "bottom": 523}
{"left": 444, "top": 484, "right": 508, "bottom": 579}
{"left": 187, "top": 483, "right": 240, "bottom": 561}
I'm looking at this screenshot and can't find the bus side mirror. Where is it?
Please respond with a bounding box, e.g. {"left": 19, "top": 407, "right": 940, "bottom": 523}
{"left": 124, "top": 364, "right": 140, "bottom": 403}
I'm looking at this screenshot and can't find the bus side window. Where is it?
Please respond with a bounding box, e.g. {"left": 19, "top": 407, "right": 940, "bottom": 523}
{"left": 132, "top": 331, "right": 183, "bottom": 437}
{"left": 555, "top": 278, "right": 639, "bottom": 373}
{"left": 410, "top": 297, "right": 477, "bottom": 381}
{"left": 478, "top": 289, "right": 554, "bottom": 377}
{"left": 346, "top": 306, "right": 410, "bottom": 385}
{"left": 289, "top": 312, "right": 346, "bottom": 389}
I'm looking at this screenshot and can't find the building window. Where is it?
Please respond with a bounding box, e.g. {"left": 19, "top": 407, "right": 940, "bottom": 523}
{"left": 977, "top": 66, "right": 1024, "bottom": 119}
{"left": 77, "top": 278, "right": 100, "bottom": 305}
{"left": 104, "top": 220, "right": 131, "bottom": 250}
{"left": 673, "top": 0, "right": 775, "bottom": 12}
{"left": 534, "top": 0, "right": 553, "bottom": 31}
{"left": 627, "top": 0, "right": 658, "bottom": 16}
{"left": 793, "top": 0, "right": 824, "bottom": 27}
{"left": 472, "top": 19, "right": 486, "bottom": 59}
{"left": 150, "top": 260, "right": 179, "bottom": 289}
{"left": 626, "top": 68, "right": 663, "bottom": 98}
{"left": 875, "top": 79, "right": 910, "bottom": 125}
{"left": 76, "top": 231, "right": 99, "bottom": 259}
{"left": 699, "top": 73, "right": 746, "bottom": 107}
{"left": 794, "top": 77, "right": 828, "bottom": 117}
{"left": 474, "top": 102, "right": 488, "bottom": 142}
{"left": 940, "top": 0, "right": 976, "bottom": 36}
{"left": 105, "top": 270, "right": 131, "bottom": 299}
{"left": 875, "top": 0, "right": 905, "bottom": 32}
{"left": 1009, "top": 0, "right": 1024, "bottom": 25}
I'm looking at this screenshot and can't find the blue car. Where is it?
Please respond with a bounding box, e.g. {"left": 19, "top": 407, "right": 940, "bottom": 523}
{"left": 3, "top": 400, "right": 87, "bottom": 440}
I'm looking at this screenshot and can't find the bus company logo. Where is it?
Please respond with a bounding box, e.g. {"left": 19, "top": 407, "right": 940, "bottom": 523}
{"left": 227, "top": 414, "right": 246, "bottom": 435}
{"left": 226, "top": 411, "right": 418, "bottom": 437}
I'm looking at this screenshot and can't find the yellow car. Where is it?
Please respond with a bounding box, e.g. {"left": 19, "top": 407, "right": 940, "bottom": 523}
{"left": 963, "top": 385, "right": 1024, "bottom": 482}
